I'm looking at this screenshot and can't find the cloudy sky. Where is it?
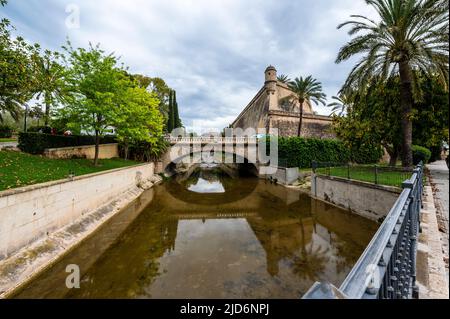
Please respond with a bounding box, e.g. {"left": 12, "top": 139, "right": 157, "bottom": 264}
{"left": 2, "top": 0, "right": 376, "bottom": 132}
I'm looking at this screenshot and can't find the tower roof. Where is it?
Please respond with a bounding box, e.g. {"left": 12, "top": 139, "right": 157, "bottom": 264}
{"left": 265, "top": 65, "right": 277, "bottom": 72}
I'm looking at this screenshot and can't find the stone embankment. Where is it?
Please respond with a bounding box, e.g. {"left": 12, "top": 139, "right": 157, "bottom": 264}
{"left": 0, "top": 164, "right": 162, "bottom": 298}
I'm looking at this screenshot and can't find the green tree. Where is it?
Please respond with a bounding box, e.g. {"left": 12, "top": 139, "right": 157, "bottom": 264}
{"left": 172, "top": 90, "right": 182, "bottom": 129}
{"left": 62, "top": 43, "right": 131, "bottom": 166}
{"left": 131, "top": 74, "right": 152, "bottom": 89}
{"left": 287, "top": 76, "right": 327, "bottom": 137}
{"left": 333, "top": 77, "right": 402, "bottom": 166}
{"left": 33, "top": 49, "right": 68, "bottom": 125}
{"left": 412, "top": 74, "right": 449, "bottom": 161}
{"left": 28, "top": 105, "right": 44, "bottom": 126}
{"left": 328, "top": 92, "right": 354, "bottom": 116}
{"left": 147, "top": 77, "right": 172, "bottom": 127}
{"left": 336, "top": 0, "right": 449, "bottom": 167}
{"left": 0, "top": 6, "right": 37, "bottom": 122}
{"left": 114, "top": 86, "right": 164, "bottom": 160}
{"left": 277, "top": 74, "right": 290, "bottom": 84}
{"left": 167, "top": 90, "right": 174, "bottom": 133}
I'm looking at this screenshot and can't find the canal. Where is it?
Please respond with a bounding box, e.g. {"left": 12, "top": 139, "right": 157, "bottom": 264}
{"left": 12, "top": 165, "right": 378, "bottom": 299}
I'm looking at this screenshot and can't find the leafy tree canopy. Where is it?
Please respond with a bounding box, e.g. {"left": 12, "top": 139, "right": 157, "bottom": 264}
{"left": 60, "top": 42, "right": 164, "bottom": 164}
{"left": 333, "top": 73, "right": 449, "bottom": 165}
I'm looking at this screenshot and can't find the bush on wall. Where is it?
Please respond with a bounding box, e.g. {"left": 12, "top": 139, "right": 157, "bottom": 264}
{"left": 272, "top": 137, "right": 383, "bottom": 168}
{"left": 18, "top": 132, "right": 117, "bottom": 155}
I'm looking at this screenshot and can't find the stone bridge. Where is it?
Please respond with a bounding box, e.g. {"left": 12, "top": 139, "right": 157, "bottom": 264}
{"left": 158, "top": 137, "right": 271, "bottom": 176}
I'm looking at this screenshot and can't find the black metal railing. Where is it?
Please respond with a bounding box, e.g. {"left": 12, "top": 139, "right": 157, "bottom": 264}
{"left": 303, "top": 162, "right": 424, "bottom": 299}
{"left": 312, "top": 161, "right": 413, "bottom": 188}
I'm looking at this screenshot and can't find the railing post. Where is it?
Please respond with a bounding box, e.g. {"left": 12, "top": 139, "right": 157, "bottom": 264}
{"left": 312, "top": 161, "right": 317, "bottom": 174}
{"left": 347, "top": 163, "right": 350, "bottom": 180}
{"left": 402, "top": 178, "right": 419, "bottom": 299}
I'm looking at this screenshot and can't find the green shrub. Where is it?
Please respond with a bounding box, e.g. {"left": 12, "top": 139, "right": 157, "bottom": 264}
{"left": 272, "top": 137, "right": 383, "bottom": 168}
{"left": 0, "top": 125, "right": 13, "bottom": 138}
{"left": 18, "top": 133, "right": 117, "bottom": 155}
{"left": 349, "top": 143, "right": 384, "bottom": 164}
{"left": 119, "top": 138, "right": 169, "bottom": 161}
{"left": 412, "top": 145, "right": 432, "bottom": 165}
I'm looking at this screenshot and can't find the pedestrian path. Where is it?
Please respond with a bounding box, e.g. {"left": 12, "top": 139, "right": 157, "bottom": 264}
{"left": 427, "top": 160, "right": 449, "bottom": 282}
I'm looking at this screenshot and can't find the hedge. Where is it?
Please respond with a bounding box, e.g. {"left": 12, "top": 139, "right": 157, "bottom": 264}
{"left": 18, "top": 132, "right": 117, "bottom": 155}
{"left": 272, "top": 137, "right": 383, "bottom": 168}
{"left": 27, "top": 126, "right": 52, "bottom": 134}
{"left": 0, "top": 125, "right": 13, "bottom": 138}
{"left": 412, "top": 145, "right": 432, "bottom": 165}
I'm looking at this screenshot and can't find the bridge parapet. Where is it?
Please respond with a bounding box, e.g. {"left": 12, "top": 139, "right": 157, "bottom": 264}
{"left": 165, "top": 136, "right": 258, "bottom": 145}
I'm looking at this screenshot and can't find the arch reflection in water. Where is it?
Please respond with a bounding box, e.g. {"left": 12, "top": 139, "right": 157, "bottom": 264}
{"left": 187, "top": 167, "right": 226, "bottom": 193}
{"left": 12, "top": 168, "right": 378, "bottom": 299}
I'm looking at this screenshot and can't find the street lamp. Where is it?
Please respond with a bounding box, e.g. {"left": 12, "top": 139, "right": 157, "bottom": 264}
{"left": 23, "top": 103, "right": 29, "bottom": 133}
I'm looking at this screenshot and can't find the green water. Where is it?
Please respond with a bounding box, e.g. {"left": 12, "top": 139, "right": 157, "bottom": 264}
{"left": 12, "top": 167, "right": 378, "bottom": 299}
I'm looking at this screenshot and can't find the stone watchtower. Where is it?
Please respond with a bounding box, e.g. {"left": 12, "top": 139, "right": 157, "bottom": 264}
{"left": 231, "top": 65, "right": 335, "bottom": 138}
{"left": 264, "top": 65, "right": 278, "bottom": 110}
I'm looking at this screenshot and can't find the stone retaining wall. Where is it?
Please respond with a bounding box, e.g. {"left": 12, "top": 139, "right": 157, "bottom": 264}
{"left": 0, "top": 163, "right": 154, "bottom": 260}
{"left": 311, "top": 174, "right": 401, "bottom": 221}
{"left": 44, "top": 143, "right": 119, "bottom": 160}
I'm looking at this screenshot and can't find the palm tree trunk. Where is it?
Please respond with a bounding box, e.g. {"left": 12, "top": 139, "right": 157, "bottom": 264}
{"left": 297, "top": 101, "right": 304, "bottom": 137}
{"left": 399, "top": 61, "right": 414, "bottom": 167}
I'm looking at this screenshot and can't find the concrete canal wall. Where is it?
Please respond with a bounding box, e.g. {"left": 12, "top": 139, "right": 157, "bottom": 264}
{"left": 266, "top": 166, "right": 299, "bottom": 185}
{"left": 311, "top": 174, "right": 401, "bottom": 221}
{"left": 0, "top": 163, "right": 155, "bottom": 260}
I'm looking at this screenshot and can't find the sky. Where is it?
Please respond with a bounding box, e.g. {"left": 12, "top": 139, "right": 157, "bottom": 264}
{"left": 1, "top": 0, "right": 377, "bottom": 132}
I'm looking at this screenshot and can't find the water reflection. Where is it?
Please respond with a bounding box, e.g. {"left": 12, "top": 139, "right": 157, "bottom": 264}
{"left": 12, "top": 169, "right": 378, "bottom": 299}
{"left": 187, "top": 168, "right": 226, "bottom": 193}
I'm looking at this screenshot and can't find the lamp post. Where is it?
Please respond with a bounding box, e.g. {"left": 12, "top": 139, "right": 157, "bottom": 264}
{"left": 23, "top": 103, "right": 29, "bottom": 133}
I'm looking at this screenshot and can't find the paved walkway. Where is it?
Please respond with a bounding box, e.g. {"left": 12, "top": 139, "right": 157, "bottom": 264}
{"left": 428, "top": 161, "right": 449, "bottom": 231}
{"left": 427, "top": 160, "right": 449, "bottom": 281}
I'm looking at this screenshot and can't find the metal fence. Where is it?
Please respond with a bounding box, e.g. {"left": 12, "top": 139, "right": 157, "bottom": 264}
{"left": 303, "top": 162, "right": 424, "bottom": 299}
{"left": 312, "top": 161, "right": 413, "bottom": 188}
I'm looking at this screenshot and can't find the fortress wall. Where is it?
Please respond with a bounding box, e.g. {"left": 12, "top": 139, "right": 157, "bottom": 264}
{"left": 232, "top": 90, "right": 270, "bottom": 131}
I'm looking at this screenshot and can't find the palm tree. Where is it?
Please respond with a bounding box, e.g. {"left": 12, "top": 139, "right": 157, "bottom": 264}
{"left": 328, "top": 92, "right": 354, "bottom": 116}
{"left": 288, "top": 76, "right": 327, "bottom": 137}
{"left": 33, "top": 49, "right": 68, "bottom": 126}
{"left": 336, "top": 0, "right": 449, "bottom": 167}
{"left": 277, "top": 74, "right": 291, "bottom": 84}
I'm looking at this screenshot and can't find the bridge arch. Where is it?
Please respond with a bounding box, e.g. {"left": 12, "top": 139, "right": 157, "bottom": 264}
{"left": 161, "top": 149, "right": 259, "bottom": 177}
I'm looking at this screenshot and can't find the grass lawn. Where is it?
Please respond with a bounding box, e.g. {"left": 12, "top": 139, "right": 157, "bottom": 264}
{"left": 315, "top": 166, "right": 412, "bottom": 188}
{"left": 0, "top": 138, "right": 17, "bottom": 143}
{"left": 0, "top": 150, "right": 141, "bottom": 191}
